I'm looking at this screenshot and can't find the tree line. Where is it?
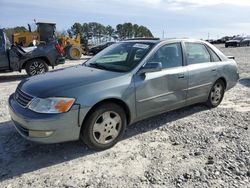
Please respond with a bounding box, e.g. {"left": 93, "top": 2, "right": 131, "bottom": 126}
{"left": 67, "top": 22, "right": 154, "bottom": 42}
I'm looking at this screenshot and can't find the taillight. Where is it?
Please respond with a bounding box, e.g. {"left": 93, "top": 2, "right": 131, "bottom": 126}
{"left": 55, "top": 43, "right": 63, "bottom": 54}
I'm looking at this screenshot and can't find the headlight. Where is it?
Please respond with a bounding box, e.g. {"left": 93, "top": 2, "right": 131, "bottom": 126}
{"left": 28, "top": 97, "right": 75, "bottom": 114}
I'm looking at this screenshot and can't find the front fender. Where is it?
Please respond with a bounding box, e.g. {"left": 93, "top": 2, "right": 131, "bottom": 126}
{"left": 60, "top": 75, "right": 136, "bottom": 126}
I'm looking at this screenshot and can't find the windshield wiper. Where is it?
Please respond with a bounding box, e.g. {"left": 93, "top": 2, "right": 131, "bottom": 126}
{"left": 88, "top": 63, "right": 109, "bottom": 70}
{"left": 88, "top": 63, "right": 126, "bottom": 72}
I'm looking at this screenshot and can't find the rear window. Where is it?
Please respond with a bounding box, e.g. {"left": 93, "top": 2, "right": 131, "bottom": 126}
{"left": 233, "top": 37, "right": 243, "bottom": 40}
{"left": 207, "top": 47, "right": 221, "bottom": 62}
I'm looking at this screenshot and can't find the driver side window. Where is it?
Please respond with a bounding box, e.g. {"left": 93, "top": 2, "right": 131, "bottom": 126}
{"left": 0, "top": 36, "right": 3, "bottom": 48}
{"left": 149, "top": 43, "right": 183, "bottom": 69}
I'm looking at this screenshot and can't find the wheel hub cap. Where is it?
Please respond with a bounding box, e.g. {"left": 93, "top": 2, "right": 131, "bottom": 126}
{"left": 93, "top": 111, "right": 121, "bottom": 144}
{"left": 211, "top": 83, "right": 222, "bottom": 104}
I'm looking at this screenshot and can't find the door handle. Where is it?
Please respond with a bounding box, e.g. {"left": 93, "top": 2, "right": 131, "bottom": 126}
{"left": 178, "top": 74, "right": 185, "bottom": 79}
{"left": 211, "top": 68, "right": 217, "bottom": 72}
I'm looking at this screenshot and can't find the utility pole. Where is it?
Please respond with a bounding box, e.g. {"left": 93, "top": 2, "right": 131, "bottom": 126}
{"left": 162, "top": 26, "right": 167, "bottom": 39}
{"left": 165, "top": 26, "right": 167, "bottom": 38}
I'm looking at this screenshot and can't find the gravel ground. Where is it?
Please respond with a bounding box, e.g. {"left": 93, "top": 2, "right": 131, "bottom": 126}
{"left": 0, "top": 45, "right": 249, "bottom": 188}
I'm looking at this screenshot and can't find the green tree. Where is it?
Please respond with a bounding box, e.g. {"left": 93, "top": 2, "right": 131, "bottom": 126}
{"left": 105, "top": 25, "right": 114, "bottom": 36}
{"left": 116, "top": 24, "right": 124, "bottom": 39}
{"left": 67, "top": 22, "right": 154, "bottom": 44}
{"left": 69, "top": 22, "right": 83, "bottom": 37}
{"left": 133, "top": 24, "right": 139, "bottom": 37}
{"left": 116, "top": 23, "right": 153, "bottom": 39}
{"left": 123, "top": 22, "right": 133, "bottom": 38}
{"left": 136, "top": 25, "right": 153, "bottom": 38}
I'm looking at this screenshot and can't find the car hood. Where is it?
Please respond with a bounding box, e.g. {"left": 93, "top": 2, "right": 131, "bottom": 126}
{"left": 18, "top": 65, "right": 125, "bottom": 98}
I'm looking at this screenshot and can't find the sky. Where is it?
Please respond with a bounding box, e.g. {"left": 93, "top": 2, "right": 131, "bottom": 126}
{"left": 1, "top": 0, "right": 250, "bottom": 39}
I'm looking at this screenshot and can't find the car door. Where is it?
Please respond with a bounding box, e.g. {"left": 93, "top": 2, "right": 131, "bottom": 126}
{"left": 134, "top": 42, "right": 188, "bottom": 119}
{"left": 184, "top": 42, "right": 219, "bottom": 105}
{"left": 0, "top": 31, "right": 10, "bottom": 69}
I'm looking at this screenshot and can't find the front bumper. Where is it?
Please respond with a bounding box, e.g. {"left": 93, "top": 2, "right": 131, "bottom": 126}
{"left": 8, "top": 94, "right": 81, "bottom": 144}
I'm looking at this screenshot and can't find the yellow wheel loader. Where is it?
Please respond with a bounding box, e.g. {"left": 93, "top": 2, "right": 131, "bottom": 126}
{"left": 13, "top": 22, "right": 56, "bottom": 47}
{"left": 58, "top": 34, "right": 88, "bottom": 60}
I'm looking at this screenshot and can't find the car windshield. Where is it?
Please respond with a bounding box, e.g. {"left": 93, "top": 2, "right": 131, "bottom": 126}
{"left": 85, "top": 42, "right": 155, "bottom": 72}
{"left": 233, "top": 37, "right": 243, "bottom": 40}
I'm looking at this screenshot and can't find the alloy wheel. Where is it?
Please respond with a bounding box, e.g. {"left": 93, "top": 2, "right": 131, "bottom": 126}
{"left": 92, "top": 111, "right": 122, "bottom": 144}
{"left": 29, "top": 61, "right": 46, "bottom": 75}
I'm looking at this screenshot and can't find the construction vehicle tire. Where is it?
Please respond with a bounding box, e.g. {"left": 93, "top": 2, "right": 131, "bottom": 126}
{"left": 67, "top": 46, "right": 82, "bottom": 60}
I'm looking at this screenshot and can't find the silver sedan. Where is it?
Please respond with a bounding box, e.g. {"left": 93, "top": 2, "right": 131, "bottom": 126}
{"left": 9, "top": 39, "right": 239, "bottom": 150}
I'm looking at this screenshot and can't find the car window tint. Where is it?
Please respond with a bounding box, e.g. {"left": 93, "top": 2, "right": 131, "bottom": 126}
{"left": 186, "top": 43, "right": 211, "bottom": 64}
{"left": 149, "top": 43, "right": 183, "bottom": 69}
{"left": 207, "top": 47, "right": 221, "bottom": 62}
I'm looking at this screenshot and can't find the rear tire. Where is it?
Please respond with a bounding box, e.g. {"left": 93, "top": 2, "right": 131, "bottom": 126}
{"left": 67, "top": 46, "right": 82, "bottom": 60}
{"left": 25, "top": 59, "right": 48, "bottom": 76}
{"left": 206, "top": 80, "right": 225, "bottom": 108}
{"left": 81, "top": 103, "right": 127, "bottom": 150}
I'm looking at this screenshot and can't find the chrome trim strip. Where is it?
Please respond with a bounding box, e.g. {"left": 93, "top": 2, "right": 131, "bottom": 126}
{"left": 138, "top": 91, "right": 174, "bottom": 103}
{"left": 184, "top": 82, "right": 212, "bottom": 91}
{"left": 17, "top": 88, "right": 35, "bottom": 98}
{"left": 15, "top": 88, "right": 34, "bottom": 108}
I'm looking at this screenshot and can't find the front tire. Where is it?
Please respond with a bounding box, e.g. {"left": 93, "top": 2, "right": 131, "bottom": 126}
{"left": 81, "top": 103, "right": 127, "bottom": 150}
{"left": 206, "top": 80, "right": 225, "bottom": 108}
{"left": 25, "top": 59, "right": 49, "bottom": 76}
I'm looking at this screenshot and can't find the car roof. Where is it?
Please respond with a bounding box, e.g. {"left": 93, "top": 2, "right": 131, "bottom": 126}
{"left": 123, "top": 38, "right": 208, "bottom": 44}
{"left": 122, "top": 38, "right": 160, "bottom": 44}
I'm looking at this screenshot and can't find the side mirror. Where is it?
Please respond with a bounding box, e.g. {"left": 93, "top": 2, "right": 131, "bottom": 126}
{"left": 138, "top": 62, "right": 162, "bottom": 74}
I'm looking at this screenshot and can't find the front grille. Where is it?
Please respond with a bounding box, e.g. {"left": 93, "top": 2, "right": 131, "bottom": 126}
{"left": 15, "top": 88, "right": 34, "bottom": 107}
